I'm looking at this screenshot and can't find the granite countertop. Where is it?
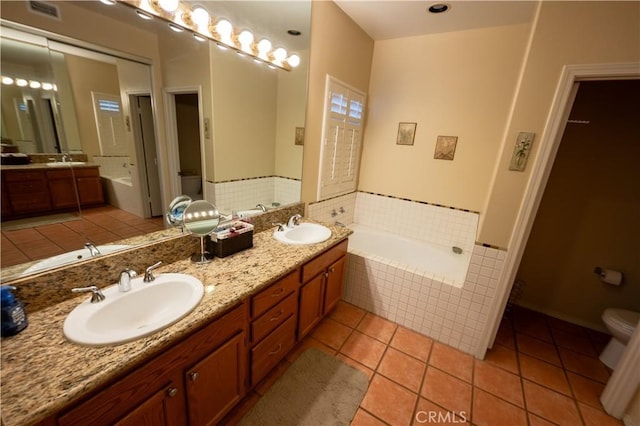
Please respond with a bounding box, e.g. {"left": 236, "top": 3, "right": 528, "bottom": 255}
{"left": 0, "top": 163, "right": 99, "bottom": 170}
{"left": 0, "top": 223, "right": 351, "bottom": 426}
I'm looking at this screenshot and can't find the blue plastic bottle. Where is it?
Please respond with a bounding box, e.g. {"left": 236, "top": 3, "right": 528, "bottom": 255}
{"left": 1, "top": 286, "right": 28, "bottom": 337}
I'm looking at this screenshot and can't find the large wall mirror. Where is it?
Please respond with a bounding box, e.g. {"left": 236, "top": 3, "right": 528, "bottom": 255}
{"left": 0, "top": 0, "right": 310, "bottom": 281}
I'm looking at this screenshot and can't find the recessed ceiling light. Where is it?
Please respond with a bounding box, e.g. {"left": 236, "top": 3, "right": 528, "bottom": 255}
{"left": 428, "top": 3, "right": 450, "bottom": 14}
{"left": 287, "top": 29, "right": 301, "bottom": 36}
{"left": 136, "top": 10, "right": 153, "bottom": 20}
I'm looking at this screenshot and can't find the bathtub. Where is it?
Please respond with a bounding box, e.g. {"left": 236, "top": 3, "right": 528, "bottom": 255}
{"left": 101, "top": 175, "right": 136, "bottom": 212}
{"left": 347, "top": 223, "right": 471, "bottom": 287}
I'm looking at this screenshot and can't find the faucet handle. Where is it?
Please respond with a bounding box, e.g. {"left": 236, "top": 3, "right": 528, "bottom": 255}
{"left": 272, "top": 222, "right": 286, "bottom": 232}
{"left": 72, "top": 286, "right": 105, "bottom": 303}
{"left": 144, "top": 261, "right": 162, "bottom": 282}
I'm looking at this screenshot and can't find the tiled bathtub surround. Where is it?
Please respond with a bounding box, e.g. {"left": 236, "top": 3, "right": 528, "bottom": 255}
{"left": 92, "top": 156, "right": 131, "bottom": 179}
{"left": 209, "top": 176, "right": 301, "bottom": 213}
{"left": 310, "top": 192, "right": 505, "bottom": 356}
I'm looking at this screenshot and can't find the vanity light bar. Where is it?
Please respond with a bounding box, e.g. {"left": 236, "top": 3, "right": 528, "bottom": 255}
{"left": 112, "top": 0, "right": 300, "bottom": 72}
{"left": 1, "top": 75, "right": 56, "bottom": 91}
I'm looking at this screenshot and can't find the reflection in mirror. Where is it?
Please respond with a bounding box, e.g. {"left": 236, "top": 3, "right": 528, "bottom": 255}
{"left": 0, "top": 0, "right": 310, "bottom": 282}
{"left": 166, "top": 195, "right": 192, "bottom": 227}
{"left": 183, "top": 200, "right": 220, "bottom": 264}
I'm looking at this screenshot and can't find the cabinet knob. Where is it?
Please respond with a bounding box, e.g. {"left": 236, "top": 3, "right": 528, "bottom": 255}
{"left": 329, "top": 267, "right": 335, "bottom": 273}
{"left": 189, "top": 372, "right": 199, "bottom": 381}
{"left": 167, "top": 387, "right": 178, "bottom": 397}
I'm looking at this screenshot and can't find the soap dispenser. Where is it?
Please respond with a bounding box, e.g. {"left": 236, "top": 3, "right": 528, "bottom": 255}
{"left": 1, "top": 286, "right": 28, "bottom": 337}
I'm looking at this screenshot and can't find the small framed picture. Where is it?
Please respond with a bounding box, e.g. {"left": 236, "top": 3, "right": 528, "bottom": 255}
{"left": 509, "top": 132, "right": 535, "bottom": 171}
{"left": 396, "top": 122, "right": 417, "bottom": 146}
{"left": 434, "top": 135, "right": 458, "bottom": 160}
{"left": 294, "top": 127, "right": 305, "bottom": 145}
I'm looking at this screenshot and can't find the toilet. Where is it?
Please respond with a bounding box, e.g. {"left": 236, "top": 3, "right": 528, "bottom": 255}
{"left": 600, "top": 308, "right": 640, "bottom": 369}
{"left": 181, "top": 175, "right": 202, "bottom": 200}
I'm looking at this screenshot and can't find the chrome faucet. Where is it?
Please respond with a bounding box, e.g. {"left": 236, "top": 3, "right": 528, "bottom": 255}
{"left": 272, "top": 222, "right": 286, "bottom": 232}
{"left": 287, "top": 214, "right": 302, "bottom": 228}
{"left": 71, "top": 286, "right": 105, "bottom": 303}
{"left": 255, "top": 203, "right": 267, "bottom": 212}
{"left": 85, "top": 243, "right": 101, "bottom": 257}
{"left": 144, "top": 261, "right": 162, "bottom": 282}
{"left": 119, "top": 269, "right": 137, "bottom": 292}
{"left": 61, "top": 152, "right": 72, "bottom": 163}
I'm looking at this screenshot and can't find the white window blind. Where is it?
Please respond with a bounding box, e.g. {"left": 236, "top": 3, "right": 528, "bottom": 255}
{"left": 318, "top": 76, "right": 366, "bottom": 200}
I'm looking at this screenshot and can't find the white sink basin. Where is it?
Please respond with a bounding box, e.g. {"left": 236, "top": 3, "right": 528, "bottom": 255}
{"left": 63, "top": 273, "right": 204, "bottom": 346}
{"left": 273, "top": 223, "right": 332, "bottom": 245}
{"left": 23, "top": 245, "right": 131, "bottom": 275}
{"left": 46, "top": 161, "right": 87, "bottom": 167}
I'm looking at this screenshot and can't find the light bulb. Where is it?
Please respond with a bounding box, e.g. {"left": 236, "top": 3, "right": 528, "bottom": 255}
{"left": 286, "top": 54, "right": 301, "bottom": 68}
{"left": 16, "top": 79, "right": 28, "bottom": 87}
{"left": 1, "top": 76, "right": 14, "bottom": 85}
{"left": 190, "top": 7, "right": 210, "bottom": 31}
{"left": 257, "top": 39, "right": 272, "bottom": 60}
{"left": 273, "top": 48, "right": 287, "bottom": 63}
{"left": 42, "top": 82, "right": 54, "bottom": 90}
{"left": 29, "top": 81, "right": 41, "bottom": 89}
{"left": 157, "top": 0, "right": 179, "bottom": 13}
{"left": 215, "top": 19, "right": 233, "bottom": 44}
{"left": 238, "top": 30, "right": 254, "bottom": 52}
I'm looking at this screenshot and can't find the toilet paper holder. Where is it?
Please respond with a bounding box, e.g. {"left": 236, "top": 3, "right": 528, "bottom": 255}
{"left": 593, "top": 267, "right": 624, "bottom": 286}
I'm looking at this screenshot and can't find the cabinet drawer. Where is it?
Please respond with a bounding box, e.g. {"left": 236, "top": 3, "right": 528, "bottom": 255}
{"left": 73, "top": 167, "right": 100, "bottom": 178}
{"left": 46, "top": 169, "right": 73, "bottom": 180}
{"left": 301, "top": 239, "right": 348, "bottom": 283}
{"left": 3, "top": 170, "right": 46, "bottom": 182}
{"left": 251, "top": 292, "right": 297, "bottom": 345}
{"left": 251, "top": 270, "right": 298, "bottom": 318}
{"left": 251, "top": 315, "right": 296, "bottom": 387}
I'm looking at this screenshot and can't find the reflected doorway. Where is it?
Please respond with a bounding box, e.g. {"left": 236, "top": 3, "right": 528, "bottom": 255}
{"left": 130, "top": 94, "right": 162, "bottom": 217}
{"left": 169, "top": 92, "right": 203, "bottom": 200}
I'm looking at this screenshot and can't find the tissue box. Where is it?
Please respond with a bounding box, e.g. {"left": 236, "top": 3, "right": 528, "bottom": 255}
{"left": 208, "top": 221, "right": 253, "bottom": 258}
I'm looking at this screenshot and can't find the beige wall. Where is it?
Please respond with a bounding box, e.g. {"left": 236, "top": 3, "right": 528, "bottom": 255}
{"left": 301, "top": 1, "right": 374, "bottom": 203}
{"left": 481, "top": 1, "right": 640, "bottom": 247}
{"left": 359, "top": 23, "right": 530, "bottom": 213}
{"left": 275, "top": 50, "right": 309, "bottom": 180}
{"left": 516, "top": 80, "right": 640, "bottom": 330}
{"left": 64, "top": 55, "right": 120, "bottom": 158}
{"left": 210, "top": 47, "right": 277, "bottom": 181}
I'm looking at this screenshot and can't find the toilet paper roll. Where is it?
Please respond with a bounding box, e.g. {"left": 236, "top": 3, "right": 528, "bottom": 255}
{"left": 599, "top": 269, "right": 623, "bottom": 286}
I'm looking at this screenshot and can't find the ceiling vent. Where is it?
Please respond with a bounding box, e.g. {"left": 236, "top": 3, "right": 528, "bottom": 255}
{"left": 28, "top": 1, "right": 61, "bottom": 20}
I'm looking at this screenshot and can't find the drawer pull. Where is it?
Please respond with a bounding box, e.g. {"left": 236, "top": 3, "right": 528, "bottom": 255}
{"left": 189, "top": 372, "right": 199, "bottom": 381}
{"left": 269, "top": 344, "right": 283, "bottom": 356}
{"left": 270, "top": 310, "right": 284, "bottom": 322}
{"left": 167, "top": 387, "right": 178, "bottom": 397}
{"left": 271, "top": 287, "right": 285, "bottom": 298}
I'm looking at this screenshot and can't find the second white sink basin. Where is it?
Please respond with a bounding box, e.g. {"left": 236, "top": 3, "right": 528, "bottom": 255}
{"left": 63, "top": 273, "right": 204, "bottom": 346}
{"left": 46, "top": 161, "right": 87, "bottom": 167}
{"left": 274, "top": 223, "right": 332, "bottom": 245}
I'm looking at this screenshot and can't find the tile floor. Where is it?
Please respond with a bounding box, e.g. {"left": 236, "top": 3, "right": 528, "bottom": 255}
{"left": 224, "top": 302, "right": 622, "bottom": 426}
{"left": 1, "top": 206, "right": 165, "bottom": 268}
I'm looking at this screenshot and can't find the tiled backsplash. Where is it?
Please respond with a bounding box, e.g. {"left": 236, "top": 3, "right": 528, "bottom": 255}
{"left": 92, "top": 156, "right": 130, "bottom": 179}
{"left": 207, "top": 176, "right": 301, "bottom": 214}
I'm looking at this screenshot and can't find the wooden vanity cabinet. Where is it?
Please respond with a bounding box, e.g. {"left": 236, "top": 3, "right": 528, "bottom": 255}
{"left": 56, "top": 303, "right": 247, "bottom": 426}
{"left": 2, "top": 170, "right": 52, "bottom": 214}
{"left": 298, "top": 240, "right": 348, "bottom": 340}
{"left": 249, "top": 270, "right": 299, "bottom": 387}
{"left": 1, "top": 166, "right": 104, "bottom": 219}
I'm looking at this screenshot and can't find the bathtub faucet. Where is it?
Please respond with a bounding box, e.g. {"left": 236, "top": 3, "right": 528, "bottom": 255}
{"left": 255, "top": 203, "right": 267, "bottom": 212}
{"left": 85, "top": 242, "right": 101, "bottom": 257}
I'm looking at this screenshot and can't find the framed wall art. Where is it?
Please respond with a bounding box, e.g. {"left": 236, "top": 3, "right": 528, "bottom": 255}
{"left": 396, "top": 122, "right": 417, "bottom": 146}
{"left": 434, "top": 135, "right": 458, "bottom": 160}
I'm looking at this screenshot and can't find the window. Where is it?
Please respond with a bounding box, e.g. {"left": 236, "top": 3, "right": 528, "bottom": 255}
{"left": 318, "top": 76, "right": 366, "bottom": 200}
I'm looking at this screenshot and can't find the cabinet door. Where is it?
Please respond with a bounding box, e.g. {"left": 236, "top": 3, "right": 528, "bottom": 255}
{"left": 77, "top": 177, "right": 104, "bottom": 205}
{"left": 323, "top": 256, "right": 346, "bottom": 314}
{"left": 186, "top": 332, "right": 246, "bottom": 426}
{"left": 298, "top": 273, "right": 325, "bottom": 340}
{"left": 49, "top": 177, "right": 78, "bottom": 209}
{"left": 115, "top": 382, "right": 184, "bottom": 426}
